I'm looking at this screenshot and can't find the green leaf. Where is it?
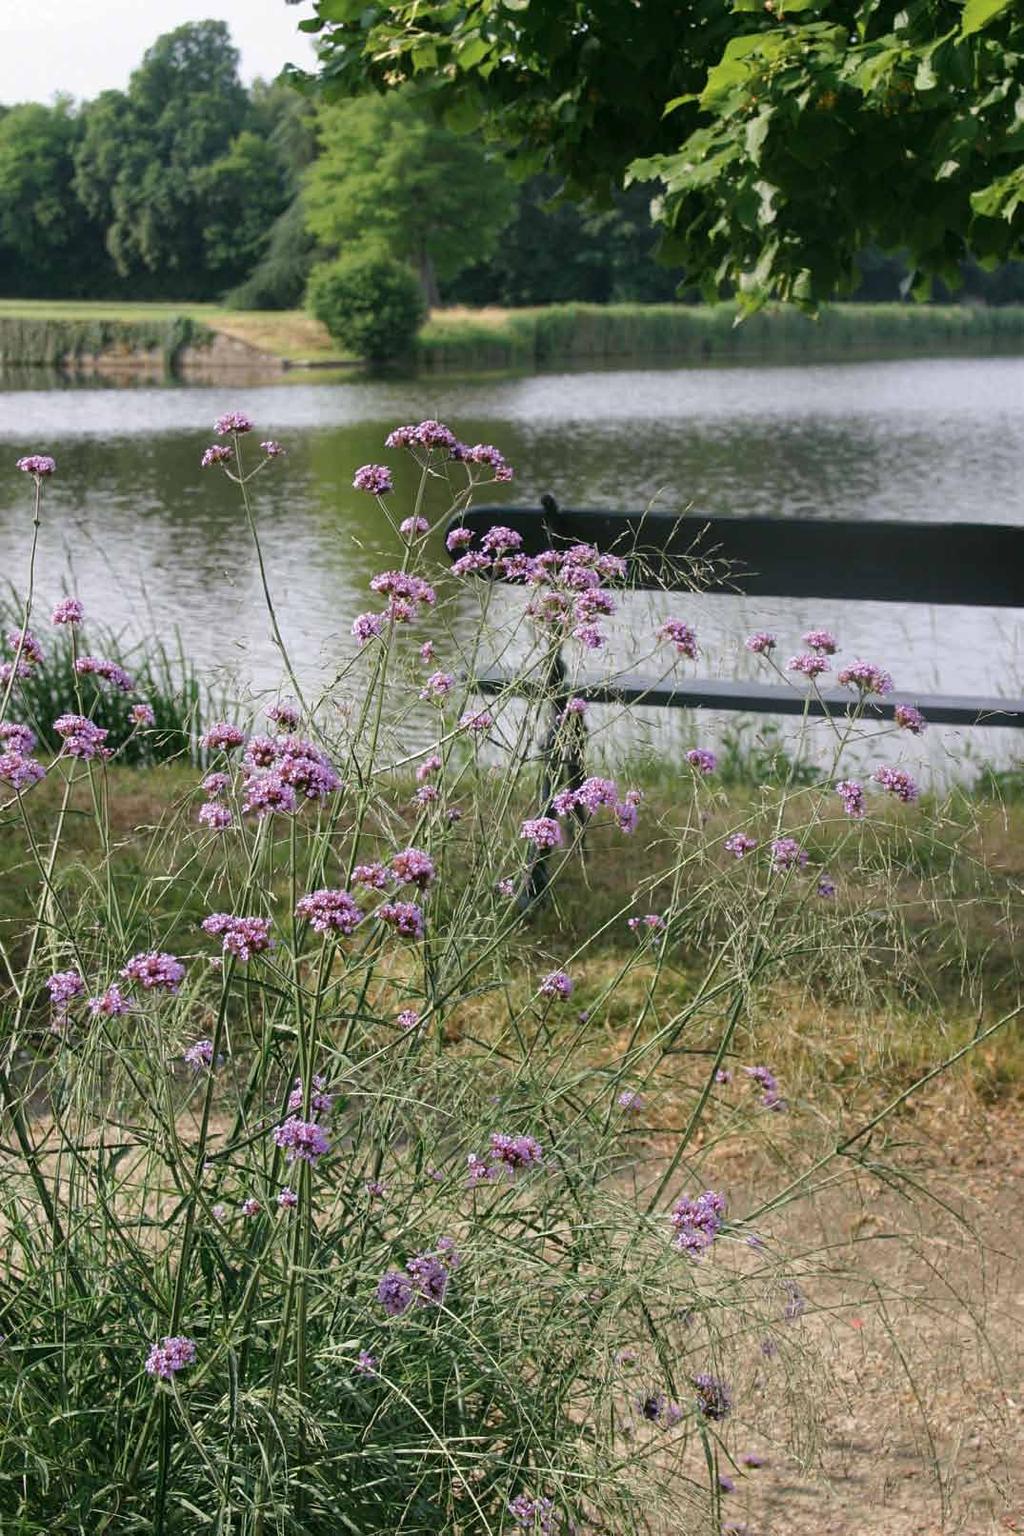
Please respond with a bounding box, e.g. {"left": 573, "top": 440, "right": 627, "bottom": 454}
{"left": 457, "top": 35, "right": 491, "bottom": 69}
{"left": 960, "top": 0, "right": 1013, "bottom": 37}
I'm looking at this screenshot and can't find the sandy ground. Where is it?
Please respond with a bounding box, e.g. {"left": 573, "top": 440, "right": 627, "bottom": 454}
{"left": 705, "top": 1099, "right": 1024, "bottom": 1536}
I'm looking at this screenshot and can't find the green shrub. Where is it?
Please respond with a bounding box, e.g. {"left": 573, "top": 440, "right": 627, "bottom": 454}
{"left": 306, "top": 252, "right": 426, "bottom": 361}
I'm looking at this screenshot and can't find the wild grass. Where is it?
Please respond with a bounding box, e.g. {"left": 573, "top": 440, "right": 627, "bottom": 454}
{"left": 0, "top": 434, "right": 1018, "bottom": 1535}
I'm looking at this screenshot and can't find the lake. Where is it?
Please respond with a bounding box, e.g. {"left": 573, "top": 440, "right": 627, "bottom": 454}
{"left": 1, "top": 355, "right": 1022, "bottom": 777}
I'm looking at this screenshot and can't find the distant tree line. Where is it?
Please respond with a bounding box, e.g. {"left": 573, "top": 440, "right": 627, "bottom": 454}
{"left": 1, "top": 19, "right": 1023, "bottom": 311}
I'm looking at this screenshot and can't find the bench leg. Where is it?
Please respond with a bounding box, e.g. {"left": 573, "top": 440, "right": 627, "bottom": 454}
{"left": 520, "top": 651, "right": 589, "bottom": 908}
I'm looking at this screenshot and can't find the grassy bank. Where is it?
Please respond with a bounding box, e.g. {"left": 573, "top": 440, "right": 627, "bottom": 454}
{"left": 2, "top": 299, "right": 1024, "bottom": 373}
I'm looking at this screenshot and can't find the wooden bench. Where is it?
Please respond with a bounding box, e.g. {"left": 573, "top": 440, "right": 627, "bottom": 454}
{"left": 445, "top": 497, "right": 1024, "bottom": 895}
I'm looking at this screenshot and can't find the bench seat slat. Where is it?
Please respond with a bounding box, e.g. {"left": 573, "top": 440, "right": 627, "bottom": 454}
{"left": 472, "top": 669, "right": 1024, "bottom": 728}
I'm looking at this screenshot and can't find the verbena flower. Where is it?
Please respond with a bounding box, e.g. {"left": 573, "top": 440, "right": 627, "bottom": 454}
{"left": 266, "top": 701, "right": 300, "bottom": 731}
{"left": 75, "top": 655, "right": 134, "bottom": 693}
{"left": 352, "top": 862, "right": 390, "bottom": 889}
{"left": 744, "top": 1064, "right": 788, "bottom": 1112}
{"left": 214, "top": 411, "right": 253, "bottom": 435}
{"left": 400, "top": 515, "right": 429, "bottom": 538}
{"left": 416, "top": 753, "right": 442, "bottom": 782}
{"left": 521, "top": 816, "right": 562, "bottom": 849}
{"left": 539, "top": 969, "right": 573, "bottom": 999}
{"left": 376, "top": 1269, "right": 414, "bottom": 1317}
{"left": 353, "top": 464, "right": 393, "bottom": 496}
{"left": 817, "top": 873, "right": 837, "bottom": 899}
{"left": 273, "top": 1116, "right": 330, "bottom": 1165}
{"left": 458, "top": 709, "right": 492, "bottom": 733}
{"left": 421, "top": 671, "right": 454, "bottom": 701}
{"left": 242, "top": 772, "right": 296, "bottom": 818}
{"left": 724, "top": 833, "right": 757, "bottom": 859}
{"left": 47, "top": 970, "right": 84, "bottom": 1009}
{"left": 628, "top": 913, "right": 666, "bottom": 935}
{"left": 201, "top": 913, "right": 274, "bottom": 962}
{"left": 277, "top": 1187, "right": 298, "bottom": 1208}
{"left": 6, "top": 629, "right": 44, "bottom": 666}
{"left": 837, "top": 659, "right": 894, "bottom": 696}
{"left": 0, "top": 722, "right": 36, "bottom": 755}
{"left": 241, "top": 1197, "right": 261, "bottom": 1218}
{"left": 200, "top": 444, "right": 233, "bottom": 469}
{"left": 658, "top": 619, "right": 698, "bottom": 659}
{"left": 670, "top": 1190, "right": 726, "bottom": 1257}
{"left": 354, "top": 1350, "right": 377, "bottom": 1375}
{"left": 451, "top": 550, "right": 491, "bottom": 576}
{"left": 872, "top": 764, "right": 920, "bottom": 803}
{"left": 183, "top": 1038, "right": 214, "bottom": 1071}
{"left": 419, "top": 640, "right": 436, "bottom": 662}
{"left": 686, "top": 748, "right": 716, "bottom": 775}
{"left": 377, "top": 901, "right": 425, "bottom": 939}
{"left": 769, "top": 837, "right": 807, "bottom": 871}
{"left": 0, "top": 751, "right": 45, "bottom": 790}
{"left": 692, "top": 1372, "right": 732, "bottom": 1420}
{"left": 16, "top": 454, "right": 56, "bottom": 477}
{"left": 396, "top": 1008, "right": 421, "bottom": 1030}
{"left": 617, "top": 1089, "right": 644, "bottom": 1112}
{"left": 130, "top": 702, "right": 155, "bottom": 727}
{"left": 391, "top": 848, "right": 435, "bottom": 889}
{"left": 287, "top": 1074, "right": 334, "bottom": 1117}
{"left": 386, "top": 419, "right": 457, "bottom": 452}
{"left": 198, "top": 803, "right": 233, "bottom": 831}
{"left": 787, "top": 652, "right": 830, "bottom": 679}
{"left": 446, "top": 527, "right": 473, "bottom": 552}
{"left": 353, "top": 612, "right": 384, "bottom": 643}
{"left": 745, "top": 630, "right": 776, "bottom": 654}
{"left": 201, "top": 771, "right": 230, "bottom": 798}
{"left": 802, "top": 628, "right": 838, "bottom": 655}
{"left": 51, "top": 597, "right": 83, "bottom": 625}
{"left": 120, "top": 952, "right": 185, "bottom": 993}
{"left": 295, "top": 888, "right": 363, "bottom": 935}
{"left": 145, "top": 1335, "right": 196, "bottom": 1380}
{"left": 508, "top": 1494, "right": 557, "bottom": 1532}
{"left": 836, "top": 779, "right": 866, "bottom": 818}
{"left": 200, "top": 722, "right": 244, "bottom": 751}
{"left": 261, "top": 440, "right": 285, "bottom": 458}
{"left": 894, "top": 703, "right": 926, "bottom": 734}
{"left": 87, "top": 984, "right": 130, "bottom": 1017}
{"left": 53, "top": 714, "right": 110, "bottom": 761}
{"left": 488, "top": 1132, "right": 543, "bottom": 1175}
{"left": 480, "top": 524, "right": 523, "bottom": 553}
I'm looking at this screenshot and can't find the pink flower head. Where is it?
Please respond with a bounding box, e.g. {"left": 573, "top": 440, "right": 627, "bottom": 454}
{"left": 396, "top": 1008, "right": 421, "bottom": 1030}
{"left": 53, "top": 714, "right": 110, "bottom": 760}
{"left": 183, "top": 1038, "right": 214, "bottom": 1070}
{"left": 520, "top": 816, "right": 562, "bottom": 849}
{"left": 130, "top": 702, "right": 156, "bottom": 727}
{"left": 446, "top": 527, "right": 474, "bottom": 552}
{"left": 377, "top": 900, "right": 425, "bottom": 939}
{"left": 724, "top": 832, "right": 757, "bottom": 859}
{"left": 278, "top": 1186, "right": 298, "bottom": 1208}
{"left": 201, "top": 444, "right": 233, "bottom": 469}
{"left": 200, "top": 722, "right": 245, "bottom": 752}
{"left": 617, "top": 1088, "right": 645, "bottom": 1112}
{"left": 539, "top": 969, "right": 573, "bottom": 999}
{"left": 75, "top": 655, "right": 134, "bottom": 693}
{"left": 353, "top": 464, "right": 393, "bottom": 496}
{"left": 802, "top": 628, "right": 838, "bottom": 655}
{"left": 0, "top": 722, "right": 36, "bottom": 755}
{"left": 391, "top": 847, "right": 435, "bottom": 889}
{"left": 686, "top": 748, "right": 716, "bottom": 775}
{"left": 451, "top": 551, "right": 492, "bottom": 577}
{"left": 0, "top": 750, "right": 45, "bottom": 790}
{"left": 241, "top": 1197, "right": 261, "bottom": 1218}
{"left": 273, "top": 1116, "right": 330, "bottom": 1165}
{"left": 836, "top": 779, "right": 866, "bottom": 818}
{"left": 421, "top": 671, "right": 454, "bottom": 701}
{"left": 628, "top": 913, "right": 666, "bottom": 936}
{"left": 47, "top": 970, "right": 84, "bottom": 1008}
{"left": 261, "top": 440, "right": 286, "bottom": 458}
{"left": 769, "top": 837, "right": 808, "bottom": 871}
{"left": 16, "top": 454, "right": 55, "bottom": 477}
{"left": 386, "top": 419, "right": 457, "bottom": 453}
{"left": 458, "top": 709, "right": 492, "bottom": 733}
{"left": 145, "top": 1335, "right": 196, "bottom": 1380}
{"left": 201, "top": 913, "right": 274, "bottom": 963}
{"left": 214, "top": 411, "right": 254, "bottom": 435}
{"left": 242, "top": 772, "right": 297, "bottom": 818}
{"left": 400, "top": 515, "right": 429, "bottom": 538}
{"left": 787, "top": 652, "right": 830, "bottom": 680}
{"left": 480, "top": 524, "right": 523, "bottom": 554}
{"left": 416, "top": 753, "right": 442, "bottom": 782}
{"left": 837, "top": 660, "right": 894, "bottom": 697}
{"left": 745, "top": 631, "right": 776, "bottom": 655}
{"left": 488, "top": 1131, "right": 543, "bottom": 1175}
{"left": 51, "top": 597, "right": 84, "bottom": 626}
{"left": 894, "top": 703, "right": 926, "bottom": 734}
{"left": 6, "top": 629, "right": 43, "bottom": 667}
{"left": 266, "top": 701, "right": 300, "bottom": 732}
{"left": 87, "top": 984, "right": 131, "bottom": 1017}
{"left": 352, "top": 862, "right": 390, "bottom": 890}
{"left": 295, "top": 888, "right": 363, "bottom": 935}
{"left": 658, "top": 619, "right": 698, "bottom": 659}
{"left": 198, "top": 802, "right": 233, "bottom": 831}
{"left": 120, "top": 952, "right": 186, "bottom": 993}
{"left": 871, "top": 765, "right": 920, "bottom": 803}
{"left": 288, "top": 1074, "right": 334, "bottom": 1117}
{"left": 419, "top": 640, "right": 436, "bottom": 662}
{"left": 352, "top": 612, "right": 384, "bottom": 643}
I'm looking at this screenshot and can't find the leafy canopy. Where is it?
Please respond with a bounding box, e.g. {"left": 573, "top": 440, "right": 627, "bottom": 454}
{"left": 294, "top": 0, "right": 1024, "bottom": 307}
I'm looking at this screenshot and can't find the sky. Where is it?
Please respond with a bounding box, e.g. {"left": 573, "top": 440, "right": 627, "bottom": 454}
{"left": 0, "top": 0, "right": 318, "bottom": 104}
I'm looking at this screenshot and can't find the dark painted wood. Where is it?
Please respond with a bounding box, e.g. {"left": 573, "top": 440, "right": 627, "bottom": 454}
{"left": 450, "top": 506, "right": 1024, "bottom": 607}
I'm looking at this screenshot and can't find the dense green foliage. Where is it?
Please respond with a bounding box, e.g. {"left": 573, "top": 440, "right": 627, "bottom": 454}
{"left": 304, "top": 93, "right": 515, "bottom": 302}
{"left": 300, "top": 0, "right": 1024, "bottom": 308}
{"left": 307, "top": 251, "right": 426, "bottom": 357}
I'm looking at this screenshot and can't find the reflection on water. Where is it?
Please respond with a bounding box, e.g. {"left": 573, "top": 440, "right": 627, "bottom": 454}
{"left": 0, "top": 356, "right": 1021, "bottom": 774}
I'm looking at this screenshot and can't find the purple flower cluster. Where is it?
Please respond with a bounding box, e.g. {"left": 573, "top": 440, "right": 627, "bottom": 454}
{"left": 787, "top": 652, "right": 830, "bottom": 680}
{"left": 837, "top": 660, "right": 894, "bottom": 696}
{"left": 266, "top": 701, "right": 300, "bottom": 732}
{"left": 51, "top": 597, "right": 84, "bottom": 626}
{"left": 183, "top": 1038, "right": 214, "bottom": 1071}
{"left": 0, "top": 749, "right": 45, "bottom": 791}
{"left": 872, "top": 764, "right": 920, "bottom": 803}
{"left": 385, "top": 420, "right": 514, "bottom": 480}
{"left": 53, "top": 713, "right": 110, "bottom": 761}
{"left": 295, "top": 888, "right": 363, "bottom": 935}
{"left": 145, "top": 1335, "right": 197, "bottom": 1380}
{"left": 488, "top": 1131, "right": 543, "bottom": 1176}
{"left": 130, "top": 702, "right": 156, "bottom": 727}
{"left": 16, "top": 454, "right": 56, "bottom": 477}
{"left": 743, "top": 1064, "right": 787, "bottom": 1112}
{"left": 200, "top": 722, "right": 245, "bottom": 752}
{"left": 353, "top": 464, "right": 393, "bottom": 496}
{"left": 75, "top": 655, "right": 135, "bottom": 693}
{"left": 670, "top": 1190, "right": 726, "bottom": 1257}
{"left": 200, "top": 444, "right": 233, "bottom": 469}
{"left": 391, "top": 847, "right": 435, "bottom": 889}
{"left": 617, "top": 1088, "right": 645, "bottom": 1112}
{"left": 637, "top": 1392, "right": 684, "bottom": 1428}
{"left": 120, "top": 952, "right": 186, "bottom": 994}
{"left": 769, "top": 837, "right": 807, "bottom": 871}
{"left": 377, "top": 900, "right": 425, "bottom": 939}
{"left": 88, "top": 984, "right": 130, "bottom": 1017}
{"left": 658, "top": 619, "right": 698, "bottom": 659}
{"left": 745, "top": 631, "right": 776, "bottom": 655}
{"left": 539, "top": 969, "right": 573, "bottom": 999}
{"left": 724, "top": 832, "right": 757, "bottom": 859}
{"left": 47, "top": 970, "right": 83, "bottom": 1026}
{"left": 628, "top": 913, "right": 666, "bottom": 936}
{"left": 458, "top": 709, "right": 492, "bottom": 733}
{"left": 287, "top": 1073, "right": 334, "bottom": 1117}
{"left": 201, "top": 913, "right": 274, "bottom": 962}
{"left": 354, "top": 1350, "right": 377, "bottom": 1375}
{"left": 521, "top": 816, "right": 563, "bottom": 849}
{"left": 692, "top": 1372, "right": 732, "bottom": 1420}
{"left": 420, "top": 670, "right": 454, "bottom": 701}
{"left": 508, "top": 1494, "right": 557, "bottom": 1532}
{"left": 836, "top": 779, "right": 866, "bottom": 818}
{"left": 237, "top": 732, "right": 340, "bottom": 816}
{"left": 214, "top": 411, "right": 254, "bottom": 435}
{"left": 376, "top": 1238, "right": 462, "bottom": 1316}
{"left": 686, "top": 748, "right": 716, "bottom": 775}
{"left": 802, "top": 628, "right": 838, "bottom": 654}
{"left": 551, "top": 775, "right": 641, "bottom": 833}
{"left": 0, "top": 723, "right": 35, "bottom": 755}
{"left": 273, "top": 1116, "right": 330, "bottom": 1165}
{"left": 198, "top": 802, "right": 233, "bottom": 831}
{"left": 400, "top": 515, "right": 429, "bottom": 538}
{"left": 894, "top": 703, "right": 926, "bottom": 734}
{"left": 261, "top": 440, "right": 286, "bottom": 459}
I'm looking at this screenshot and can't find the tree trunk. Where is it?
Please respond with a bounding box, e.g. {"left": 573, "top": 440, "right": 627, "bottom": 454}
{"left": 416, "top": 247, "right": 440, "bottom": 309}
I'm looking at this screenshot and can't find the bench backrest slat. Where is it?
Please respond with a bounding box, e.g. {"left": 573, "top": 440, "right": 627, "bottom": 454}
{"left": 456, "top": 507, "right": 1024, "bottom": 607}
